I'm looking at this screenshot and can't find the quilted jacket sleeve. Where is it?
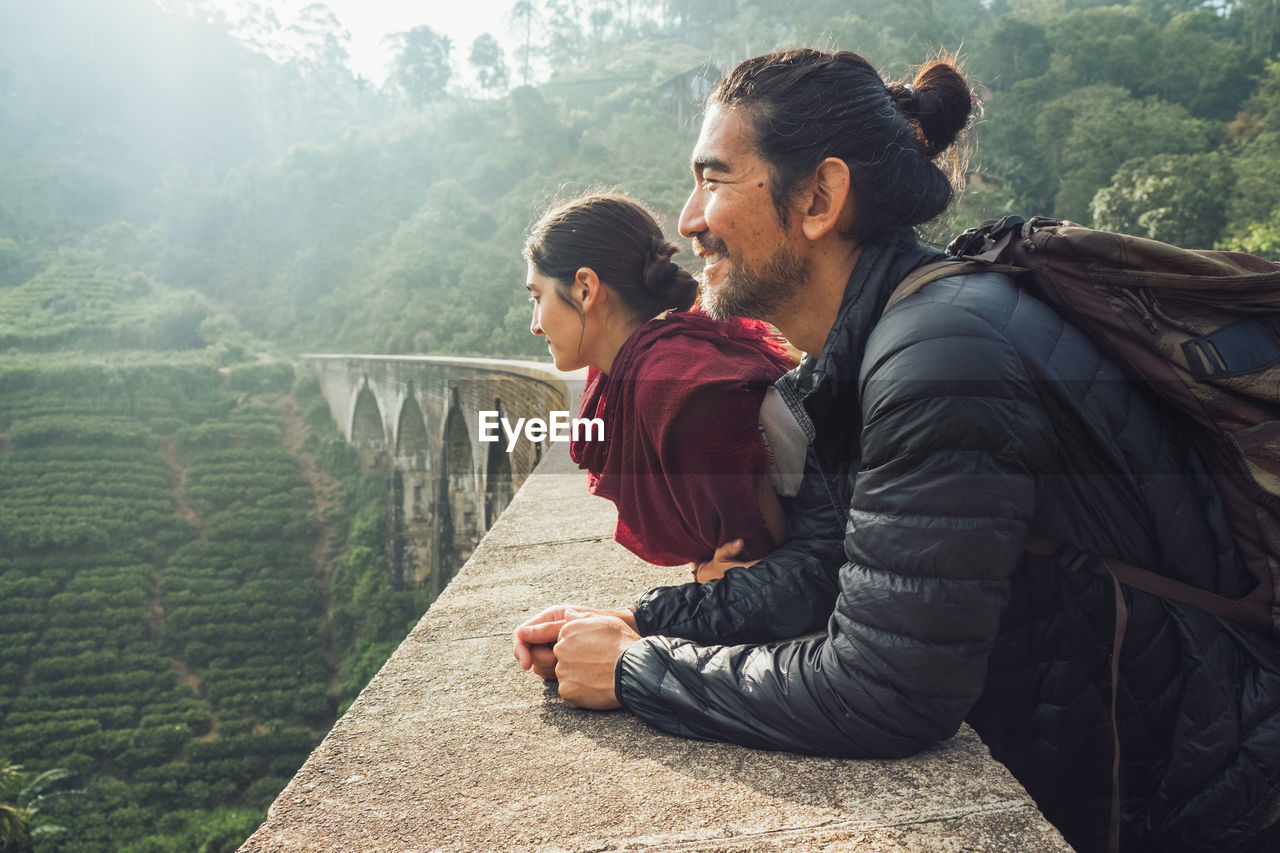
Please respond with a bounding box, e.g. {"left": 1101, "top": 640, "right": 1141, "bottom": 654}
{"left": 616, "top": 286, "right": 1060, "bottom": 757}
{"left": 630, "top": 437, "right": 848, "bottom": 645}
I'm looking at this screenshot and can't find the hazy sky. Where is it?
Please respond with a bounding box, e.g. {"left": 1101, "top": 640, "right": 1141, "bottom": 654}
{"left": 204, "top": 0, "right": 522, "bottom": 83}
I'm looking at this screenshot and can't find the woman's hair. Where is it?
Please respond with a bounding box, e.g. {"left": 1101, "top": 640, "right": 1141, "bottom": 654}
{"left": 524, "top": 192, "right": 698, "bottom": 320}
{"left": 710, "top": 49, "right": 974, "bottom": 245}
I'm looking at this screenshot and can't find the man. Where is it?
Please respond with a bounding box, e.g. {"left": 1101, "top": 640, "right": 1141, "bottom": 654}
{"left": 514, "top": 49, "right": 1280, "bottom": 852}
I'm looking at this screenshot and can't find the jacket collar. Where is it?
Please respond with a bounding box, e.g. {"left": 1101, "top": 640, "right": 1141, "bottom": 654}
{"left": 786, "top": 232, "right": 945, "bottom": 403}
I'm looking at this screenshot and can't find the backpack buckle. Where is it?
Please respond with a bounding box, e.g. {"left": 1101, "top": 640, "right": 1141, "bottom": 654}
{"left": 1052, "top": 542, "right": 1097, "bottom": 574}
{"left": 949, "top": 215, "right": 1029, "bottom": 261}
{"left": 1181, "top": 319, "right": 1280, "bottom": 380}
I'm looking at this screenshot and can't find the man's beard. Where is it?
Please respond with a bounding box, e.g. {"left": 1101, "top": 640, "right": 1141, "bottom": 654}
{"left": 699, "top": 237, "right": 806, "bottom": 322}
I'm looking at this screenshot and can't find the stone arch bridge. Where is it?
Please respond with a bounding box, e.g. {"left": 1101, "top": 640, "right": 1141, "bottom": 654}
{"left": 305, "top": 355, "right": 582, "bottom": 597}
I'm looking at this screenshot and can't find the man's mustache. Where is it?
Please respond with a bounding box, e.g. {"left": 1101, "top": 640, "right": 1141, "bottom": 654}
{"left": 693, "top": 235, "right": 728, "bottom": 257}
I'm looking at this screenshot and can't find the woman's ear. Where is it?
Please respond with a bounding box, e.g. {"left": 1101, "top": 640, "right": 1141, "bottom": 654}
{"left": 575, "top": 267, "right": 605, "bottom": 312}
{"left": 799, "top": 157, "right": 853, "bottom": 242}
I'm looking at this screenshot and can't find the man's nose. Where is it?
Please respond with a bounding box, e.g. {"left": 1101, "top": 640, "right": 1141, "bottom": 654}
{"left": 530, "top": 305, "right": 543, "bottom": 336}
{"left": 678, "top": 187, "right": 705, "bottom": 238}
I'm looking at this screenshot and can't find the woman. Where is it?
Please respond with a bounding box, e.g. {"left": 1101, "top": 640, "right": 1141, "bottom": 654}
{"left": 523, "top": 192, "right": 801, "bottom": 579}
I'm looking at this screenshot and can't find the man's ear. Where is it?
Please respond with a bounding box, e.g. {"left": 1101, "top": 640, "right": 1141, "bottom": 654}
{"left": 575, "top": 267, "right": 605, "bottom": 312}
{"left": 798, "top": 157, "right": 853, "bottom": 242}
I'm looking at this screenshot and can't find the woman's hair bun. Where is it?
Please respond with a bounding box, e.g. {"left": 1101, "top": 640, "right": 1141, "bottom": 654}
{"left": 525, "top": 192, "right": 698, "bottom": 319}
{"left": 643, "top": 239, "right": 698, "bottom": 312}
{"left": 889, "top": 59, "right": 973, "bottom": 160}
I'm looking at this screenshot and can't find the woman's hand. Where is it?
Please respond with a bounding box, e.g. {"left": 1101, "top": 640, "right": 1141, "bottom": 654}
{"left": 691, "top": 539, "right": 761, "bottom": 583}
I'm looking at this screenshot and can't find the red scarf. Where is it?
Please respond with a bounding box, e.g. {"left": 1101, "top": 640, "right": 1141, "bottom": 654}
{"left": 570, "top": 309, "right": 791, "bottom": 566}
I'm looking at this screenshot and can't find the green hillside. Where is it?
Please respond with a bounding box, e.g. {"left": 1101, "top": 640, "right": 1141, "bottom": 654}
{"left": 0, "top": 356, "right": 421, "bottom": 851}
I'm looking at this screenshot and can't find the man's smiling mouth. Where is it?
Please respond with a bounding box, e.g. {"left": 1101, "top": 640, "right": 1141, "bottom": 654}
{"left": 693, "top": 236, "right": 728, "bottom": 266}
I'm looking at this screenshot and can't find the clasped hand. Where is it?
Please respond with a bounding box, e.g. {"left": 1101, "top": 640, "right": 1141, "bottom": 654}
{"left": 512, "top": 605, "right": 640, "bottom": 710}
{"left": 691, "top": 537, "right": 760, "bottom": 583}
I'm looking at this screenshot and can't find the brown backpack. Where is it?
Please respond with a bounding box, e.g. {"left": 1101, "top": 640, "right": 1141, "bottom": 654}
{"left": 890, "top": 215, "right": 1280, "bottom": 635}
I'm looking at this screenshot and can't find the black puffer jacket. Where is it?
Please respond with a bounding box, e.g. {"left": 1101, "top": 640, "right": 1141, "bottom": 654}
{"left": 615, "top": 235, "right": 1280, "bottom": 853}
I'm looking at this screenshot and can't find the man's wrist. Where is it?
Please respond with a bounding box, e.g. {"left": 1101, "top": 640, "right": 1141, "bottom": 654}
{"left": 612, "top": 637, "right": 639, "bottom": 711}
{"left": 609, "top": 606, "right": 639, "bottom": 633}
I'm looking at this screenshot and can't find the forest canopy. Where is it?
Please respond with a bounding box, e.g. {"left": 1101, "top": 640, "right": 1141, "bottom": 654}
{"left": 3, "top": 0, "right": 1278, "bottom": 364}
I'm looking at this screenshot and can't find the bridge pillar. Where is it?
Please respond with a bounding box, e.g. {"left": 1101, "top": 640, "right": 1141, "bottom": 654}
{"left": 391, "top": 390, "right": 434, "bottom": 588}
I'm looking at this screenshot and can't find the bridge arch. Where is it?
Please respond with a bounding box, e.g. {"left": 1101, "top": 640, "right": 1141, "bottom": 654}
{"left": 350, "top": 382, "right": 385, "bottom": 467}
{"left": 395, "top": 391, "right": 430, "bottom": 464}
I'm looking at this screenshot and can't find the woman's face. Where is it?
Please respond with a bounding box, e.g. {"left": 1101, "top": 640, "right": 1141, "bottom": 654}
{"left": 527, "top": 263, "right": 586, "bottom": 371}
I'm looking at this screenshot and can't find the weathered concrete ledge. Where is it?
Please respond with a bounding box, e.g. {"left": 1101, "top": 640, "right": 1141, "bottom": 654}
{"left": 301, "top": 353, "right": 583, "bottom": 389}
{"left": 242, "top": 445, "right": 1074, "bottom": 852}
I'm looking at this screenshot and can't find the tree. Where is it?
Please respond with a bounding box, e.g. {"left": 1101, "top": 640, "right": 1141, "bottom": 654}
{"left": 509, "top": 0, "right": 542, "bottom": 86}
{"left": 1228, "top": 0, "right": 1280, "bottom": 60}
{"left": 289, "top": 2, "right": 353, "bottom": 73}
{"left": 1142, "top": 10, "right": 1259, "bottom": 121}
{"left": 0, "top": 759, "right": 31, "bottom": 853}
{"left": 1227, "top": 209, "right": 1280, "bottom": 258}
{"left": 1046, "top": 6, "right": 1159, "bottom": 93}
{"left": 0, "top": 760, "right": 77, "bottom": 853}
{"left": 226, "top": 1, "right": 288, "bottom": 61}
{"left": 389, "top": 26, "right": 453, "bottom": 107}
{"left": 1223, "top": 60, "right": 1280, "bottom": 251}
{"left": 542, "top": 0, "right": 586, "bottom": 68}
{"left": 1034, "top": 86, "right": 1220, "bottom": 222}
{"left": 971, "top": 18, "right": 1049, "bottom": 92}
{"left": 468, "top": 34, "right": 510, "bottom": 97}
{"left": 1133, "top": 0, "right": 1219, "bottom": 25}
{"left": 977, "top": 75, "right": 1066, "bottom": 213}
{"left": 1091, "top": 152, "right": 1234, "bottom": 248}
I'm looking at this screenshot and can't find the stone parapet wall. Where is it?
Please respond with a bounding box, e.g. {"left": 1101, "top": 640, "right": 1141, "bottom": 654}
{"left": 241, "top": 444, "right": 1074, "bottom": 852}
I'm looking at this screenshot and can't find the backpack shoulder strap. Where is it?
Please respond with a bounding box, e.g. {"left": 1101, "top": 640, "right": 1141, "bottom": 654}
{"left": 885, "top": 259, "right": 1024, "bottom": 315}
{"left": 1023, "top": 536, "right": 1274, "bottom": 632}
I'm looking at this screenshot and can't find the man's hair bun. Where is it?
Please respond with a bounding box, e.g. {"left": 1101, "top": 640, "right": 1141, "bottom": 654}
{"left": 888, "top": 59, "right": 973, "bottom": 160}
{"left": 711, "top": 48, "right": 973, "bottom": 246}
